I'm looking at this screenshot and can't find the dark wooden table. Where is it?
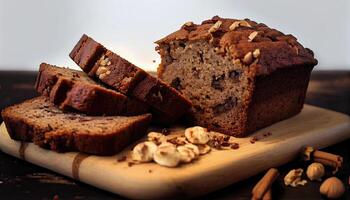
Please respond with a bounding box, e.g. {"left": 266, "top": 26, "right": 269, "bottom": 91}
{"left": 0, "top": 70, "right": 349, "bottom": 200}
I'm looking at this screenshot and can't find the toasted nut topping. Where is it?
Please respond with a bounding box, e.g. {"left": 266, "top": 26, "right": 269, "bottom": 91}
{"left": 184, "top": 21, "right": 194, "bottom": 26}
{"left": 229, "top": 21, "right": 240, "bottom": 31}
{"left": 239, "top": 20, "right": 252, "bottom": 28}
{"left": 242, "top": 52, "right": 253, "bottom": 65}
{"left": 208, "top": 21, "right": 222, "bottom": 33}
{"left": 229, "top": 20, "right": 251, "bottom": 31}
{"left": 147, "top": 132, "right": 166, "bottom": 144}
{"left": 183, "top": 143, "right": 200, "bottom": 158}
{"left": 253, "top": 49, "right": 260, "bottom": 58}
{"left": 153, "top": 142, "right": 180, "bottom": 167}
{"left": 132, "top": 141, "right": 158, "bottom": 162}
{"left": 197, "top": 144, "right": 211, "bottom": 155}
{"left": 177, "top": 145, "right": 197, "bottom": 163}
{"left": 185, "top": 126, "right": 210, "bottom": 144}
{"left": 284, "top": 168, "right": 308, "bottom": 187}
{"left": 96, "top": 66, "right": 108, "bottom": 76}
{"left": 248, "top": 31, "right": 258, "bottom": 42}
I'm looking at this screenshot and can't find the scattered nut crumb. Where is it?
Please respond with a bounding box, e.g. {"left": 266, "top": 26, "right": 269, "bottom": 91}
{"left": 117, "top": 156, "right": 127, "bottom": 162}
{"left": 250, "top": 136, "right": 259, "bottom": 144}
{"left": 124, "top": 126, "right": 241, "bottom": 168}
{"left": 230, "top": 143, "right": 239, "bottom": 149}
{"left": 148, "top": 169, "right": 153, "bottom": 173}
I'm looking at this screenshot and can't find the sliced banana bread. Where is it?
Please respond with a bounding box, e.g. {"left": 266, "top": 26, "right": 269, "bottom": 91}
{"left": 36, "top": 63, "right": 149, "bottom": 116}
{"left": 1, "top": 97, "right": 152, "bottom": 155}
{"left": 156, "top": 16, "right": 318, "bottom": 137}
{"left": 69, "top": 34, "right": 192, "bottom": 124}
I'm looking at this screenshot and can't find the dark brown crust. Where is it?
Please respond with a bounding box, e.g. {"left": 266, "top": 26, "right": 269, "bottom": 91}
{"left": 244, "top": 65, "right": 313, "bottom": 135}
{"left": 156, "top": 16, "right": 317, "bottom": 76}
{"left": 69, "top": 34, "right": 106, "bottom": 73}
{"left": 1, "top": 97, "right": 152, "bottom": 156}
{"left": 36, "top": 63, "right": 149, "bottom": 116}
{"left": 202, "top": 65, "right": 313, "bottom": 137}
{"left": 69, "top": 35, "right": 192, "bottom": 124}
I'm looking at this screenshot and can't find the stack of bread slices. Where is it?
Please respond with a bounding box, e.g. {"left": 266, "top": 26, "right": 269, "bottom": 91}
{"left": 1, "top": 34, "right": 192, "bottom": 156}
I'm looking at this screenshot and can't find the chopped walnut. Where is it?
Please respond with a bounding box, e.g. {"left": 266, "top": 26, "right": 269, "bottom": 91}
{"left": 284, "top": 168, "right": 308, "bottom": 187}
{"left": 183, "top": 21, "right": 194, "bottom": 27}
{"left": 253, "top": 49, "right": 260, "bottom": 58}
{"left": 242, "top": 52, "right": 253, "bottom": 65}
{"left": 248, "top": 31, "right": 258, "bottom": 42}
{"left": 208, "top": 21, "right": 222, "bottom": 33}
{"left": 229, "top": 20, "right": 251, "bottom": 31}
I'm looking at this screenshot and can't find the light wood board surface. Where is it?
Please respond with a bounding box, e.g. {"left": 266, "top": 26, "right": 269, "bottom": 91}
{"left": 0, "top": 105, "right": 349, "bottom": 199}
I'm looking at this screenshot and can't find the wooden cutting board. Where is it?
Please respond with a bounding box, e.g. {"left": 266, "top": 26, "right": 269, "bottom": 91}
{"left": 0, "top": 105, "right": 349, "bottom": 199}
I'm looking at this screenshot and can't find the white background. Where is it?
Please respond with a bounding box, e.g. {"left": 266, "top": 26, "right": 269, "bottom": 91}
{"left": 0, "top": 0, "right": 349, "bottom": 71}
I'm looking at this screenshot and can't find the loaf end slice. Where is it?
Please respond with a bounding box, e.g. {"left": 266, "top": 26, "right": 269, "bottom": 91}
{"left": 69, "top": 35, "right": 192, "bottom": 124}
{"left": 1, "top": 97, "right": 152, "bottom": 155}
{"left": 156, "top": 16, "right": 317, "bottom": 137}
{"left": 36, "top": 63, "right": 149, "bottom": 116}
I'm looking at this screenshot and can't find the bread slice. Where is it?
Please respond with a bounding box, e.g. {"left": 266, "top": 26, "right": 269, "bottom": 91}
{"left": 156, "top": 16, "right": 317, "bottom": 137}
{"left": 1, "top": 97, "right": 152, "bottom": 155}
{"left": 36, "top": 63, "right": 149, "bottom": 116}
{"left": 69, "top": 34, "right": 192, "bottom": 124}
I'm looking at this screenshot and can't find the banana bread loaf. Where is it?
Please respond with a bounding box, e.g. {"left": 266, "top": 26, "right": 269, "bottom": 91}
{"left": 36, "top": 63, "right": 149, "bottom": 116}
{"left": 1, "top": 97, "right": 152, "bottom": 155}
{"left": 69, "top": 34, "right": 192, "bottom": 124}
{"left": 156, "top": 16, "right": 318, "bottom": 137}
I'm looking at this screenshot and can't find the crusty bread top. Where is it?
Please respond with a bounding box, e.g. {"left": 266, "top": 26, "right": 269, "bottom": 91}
{"left": 1, "top": 97, "right": 152, "bottom": 155}
{"left": 155, "top": 16, "right": 317, "bottom": 75}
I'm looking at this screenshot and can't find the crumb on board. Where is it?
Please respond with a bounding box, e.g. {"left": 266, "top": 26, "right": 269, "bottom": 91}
{"left": 117, "top": 156, "right": 127, "bottom": 162}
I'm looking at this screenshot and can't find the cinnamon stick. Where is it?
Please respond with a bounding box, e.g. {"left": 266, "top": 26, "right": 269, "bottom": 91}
{"left": 303, "top": 147, "right": 343, "bottom": 174}
{"left": 313, "top": 150, "right": 343, "bottom": 163}
{"left": 262, "top": 189, "right": 272, "bottom": 200}
{"left": 252, "top": 168, "right": 279, "bottom": 200}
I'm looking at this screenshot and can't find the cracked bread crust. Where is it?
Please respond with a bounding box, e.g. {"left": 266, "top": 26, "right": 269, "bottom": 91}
{"left": 69, "top": 34, "right": 192, "bottom": 124}
{"left": 156, "top": 16, "right": 317, "bottom": 137}
{"left": 1, "top": 97, "right": 152, "bottom": 155}
{"left": 36, "top": 63, "right": 149, "bottom": 116}
{"left": 156, "top": 16, "right": 317, "bottom": 76}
